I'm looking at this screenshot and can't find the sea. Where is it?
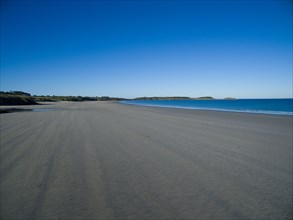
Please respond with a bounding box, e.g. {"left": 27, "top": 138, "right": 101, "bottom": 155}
{"left": 120, "top": 99, "right": 293, "bottom": 115}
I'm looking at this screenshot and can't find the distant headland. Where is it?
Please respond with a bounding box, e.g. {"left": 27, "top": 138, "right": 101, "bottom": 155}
{"left": 0, "top": 91, "right": 236, "bottom": 106}
{"left": 134, "top": 96, "right": 215, "bottom": 100}
{"left": 133, "top": 96, "right": 236, "bottom": 100}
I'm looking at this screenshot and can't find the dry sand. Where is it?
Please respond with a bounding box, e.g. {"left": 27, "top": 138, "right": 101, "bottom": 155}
{"left": 0, "top": 101, "right": 292, "bottom": 219}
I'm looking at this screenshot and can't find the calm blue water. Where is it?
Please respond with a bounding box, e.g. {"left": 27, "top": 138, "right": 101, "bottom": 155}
{"left": 120, "top": 99, "right": 293, "bottom": 115}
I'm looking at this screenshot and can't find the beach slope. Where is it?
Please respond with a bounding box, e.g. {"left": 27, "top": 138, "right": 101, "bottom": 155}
{"left": 1, "top": 102, "right": 292, "bottom": 219}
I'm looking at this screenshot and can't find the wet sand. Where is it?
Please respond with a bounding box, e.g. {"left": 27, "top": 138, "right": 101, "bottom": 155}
{"left": 1, "top": 101, "right": 292, "bottom": 219}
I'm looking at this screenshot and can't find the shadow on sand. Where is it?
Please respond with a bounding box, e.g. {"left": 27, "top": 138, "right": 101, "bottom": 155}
{"left": 0, "top": 108, "right": 55, "bottom": 114}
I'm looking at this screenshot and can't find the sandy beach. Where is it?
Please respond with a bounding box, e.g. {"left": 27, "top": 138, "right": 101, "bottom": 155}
{"left": 0, "top": 101, "right": 292, "bottom": 219}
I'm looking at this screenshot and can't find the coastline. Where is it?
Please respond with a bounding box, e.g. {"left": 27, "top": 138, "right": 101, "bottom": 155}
{"left": 120, "top": 99, "right": 293, "bottom": 116}
{"left": 1, "top": 101, "right": 292, "bottom": 219}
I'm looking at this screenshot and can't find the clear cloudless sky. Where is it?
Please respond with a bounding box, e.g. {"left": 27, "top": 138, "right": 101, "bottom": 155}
{"left": 1, "top": 0, "right": 292, "bottom": 98}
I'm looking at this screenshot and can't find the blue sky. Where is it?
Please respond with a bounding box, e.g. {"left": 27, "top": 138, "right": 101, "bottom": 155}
{"left": 1, "top": 0, "right": 292, "bottom": 98}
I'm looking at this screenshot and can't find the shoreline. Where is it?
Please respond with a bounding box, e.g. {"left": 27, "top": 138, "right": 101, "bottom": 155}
{"left": 1, "top": 100, "right": 292, "bottom": 117}
{"left": 119, "top": 101, "right": 293, "bottom": 122}
{"left": 120, "top": 100, "right": 293, "bottom": 116}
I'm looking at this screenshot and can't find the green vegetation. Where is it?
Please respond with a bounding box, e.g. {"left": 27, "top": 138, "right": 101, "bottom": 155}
{"left": 224, "top": 97, "right": 236, "bottom": 100}
{"left": 1, "top": 91, "right": 231, "bottom": 106}
{"left": 0, "top": 91, "right": 126, "bottom": 105}
{"left": 0, "top": 94, "right": 37, "bottom": 105}
{"left": 134, "top": 96, "right": 215, "bottom": 100}
{"left": 196, "top": 96, "right": 214, "bottom": 100}
{"left": 33, "top": 95, "right": 125, "bottom": 102}
{"left": 134, "top": 96, "right": 193, "bottom": 100}
{"left": 0, "top": 91, "right": 31, "bottom": 96}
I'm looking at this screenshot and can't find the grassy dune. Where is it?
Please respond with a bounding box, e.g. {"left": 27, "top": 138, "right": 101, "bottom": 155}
{"left": 0, "top": 95, "right": 38, "bottom": 106}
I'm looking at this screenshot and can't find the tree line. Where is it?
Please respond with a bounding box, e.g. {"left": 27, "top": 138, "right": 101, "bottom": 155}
{"left": 0, "top": 91, "right": 126, "bottom": 105}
